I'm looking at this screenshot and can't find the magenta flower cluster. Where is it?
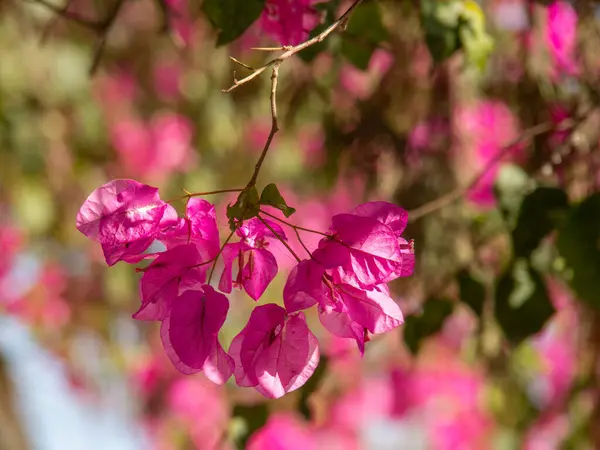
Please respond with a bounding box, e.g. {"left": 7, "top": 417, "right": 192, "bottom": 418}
{"left": 76, "top": 179, "right": 415, "bottom": 398}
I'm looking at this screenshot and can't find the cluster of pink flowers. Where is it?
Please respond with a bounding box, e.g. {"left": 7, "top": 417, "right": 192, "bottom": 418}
{"left": 76, "top": 179, "right": 414, "bottom": 398}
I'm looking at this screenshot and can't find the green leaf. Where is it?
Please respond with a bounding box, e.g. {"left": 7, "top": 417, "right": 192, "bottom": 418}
{"left": 231, "top": 402, "right": 269, "bottom": 449}
{"left": 556, "top": 193, "right": 600, "bottom": 309}
{"left": 202, "top": 0, "right": 266, "bottom": 46}
{"left": 227, "top": 187, "right": 260, "bottom": 231}
{"left": 512, "top": 187, "right": 569, "bottom": 258}
{"left": 259, "top": 183, "right": 296, "bottom": 217}
{"left": 340, "top": 1, "right": 388, "bottom": 70}
{"left": 495, "top": 259, "right": 555, "bottom": 344}
{"left": 457, "top": 269, "right": 485, "bottom": 317}
{"left": 297, "top": 356, "right": 328, "bottom": 420}
{"left": 457, "top": 0, "right": 494, "bottom": 71}
{"left": 494, "top": 164, "right": 532, "bottom": 227}
{"left": 403, "top": 298, "right": 454, "bottom": 354}
{"left": 420, "top": 0, "right": 463, "bottom": 64}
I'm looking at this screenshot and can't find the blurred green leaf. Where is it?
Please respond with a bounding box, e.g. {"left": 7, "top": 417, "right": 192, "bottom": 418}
{"left": 512, "top": 187, "right": 569, "bottom": 258}
{"left": 556, "top": 193, "right": 600, "bottom": 308}
{"left": 202, "top": 0, "right": 265, "bottom": 46}
{"left": 458, "top": 0, "right": 494, "bottom": 71}
{"left": 259, "top": 183, "right": 296, "bottom": 217}
{"left": 420, "top": 0, "right": 463, "bottom": 64}
{"left": 299, "top": 1, "right": 339, "bottom": 63}
{"left": 340, "top": 1, "right": 388, "bottom": 70}
{"left": 495, "top": 259, "right": 555, "bottom": 343}
{"left": 457, "top": 269, "right": 485, "bottom": 317}
{"left": 494, "top": 164, "right": 532, "bottom": 228}
{"left": 421, "top": 0, "right": 493, "bottom": 70}
{"left": 403, "top": 298, "right": 454, "bottom": 354}
{"left": 297, "top": 356, "right": 328, "bottom": 419}
{"left": 231, "top": 402, "right": 269, "bottom": 449}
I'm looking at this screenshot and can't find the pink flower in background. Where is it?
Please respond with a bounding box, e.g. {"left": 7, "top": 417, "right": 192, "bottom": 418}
{"left": 6, "top": 264, "right": 71, "bottom": 329}
{"left": 0, "top": 224, "right": 22, "bottom": 281}
{"left": 153, "top": 61, "right": 183, "bottom": 101}
{"left": 530, "top": 279, "right": 577, "bottom": 407}
{"left": 298, "top": 124, "right": 325, "bottom": 168}
{"left": 454, "top": 101, "right": 521, "bottom": 208}
{"left": 545, "top": 1, "right": 579, "bottom": 78}
{"left": 523, "top": 414, "right": 570, "bottom": 450}
{"left": 260, "top": 0, "right": 320, "bottom": 45}
{"left": 248, "top": 414, "right": 316, "bottom": 450}
{"left": 167, "top": 377, "right": 230, "bottom": 450}
{"left": 339, "top": 49, "right": 394, "bottom": 100}
{"left": 110, "top": 112, "right": 195, "bottom": 181}
{"left": 391, "top": 349, "right": 493, "bottom": 450}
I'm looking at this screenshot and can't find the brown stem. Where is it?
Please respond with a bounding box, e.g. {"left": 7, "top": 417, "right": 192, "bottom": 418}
{"left": 408, "top": 116, "right": 585, "bottom": 222}
{"left": 257, "top": 215, "right": 301, "bottom": 263}
{"left": 222, "top": 0, "right": 364, "bottom": 93}
{"left": 247, "top": 64, "right": 280, "bottom": 188}
{"left": 207, "top": 230, "right": 235, "bottom": 284}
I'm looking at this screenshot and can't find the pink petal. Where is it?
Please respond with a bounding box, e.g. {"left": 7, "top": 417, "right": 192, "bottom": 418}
{"left": 202, "top": 339, "right": 234, "bottom": 385}
{"left": 255, "top": 311, "right": 320, "bottom": 399}
{"left": 318, "top": 303, "right": 366, "bottom": 355}
{"left": 134, "top": 244, "right": 206, "bottom": 321}
{"left": 283, "top": 259, "right": 326, "bottom": 312}
{"left": 338, "top": 284, "right": 403, "bottom": 334}
{"left": 165, "top": 287, "right": 229, "bottom": 370}
{"left": 242, "top": 248, "right": 278, "bottom": 301}
{"left": 229, "top": 304, "right": 286, "bottom": 387}
{"left": 350, "top": 201, "right": 409, "bottom": 236}
{"left": 218, "top": 243, "right": 243, "bottom": 294}
{"left": 237, "top": 217, "right": 287, "bottom": 247}
{"left": 101, "top": 237, "right": 154, "bottom": 266}
{"left": 76, "top": 179, "right": 168, "bottom": 246}
{"left": 160, "top": 313, "right": 201, "bottom": 375}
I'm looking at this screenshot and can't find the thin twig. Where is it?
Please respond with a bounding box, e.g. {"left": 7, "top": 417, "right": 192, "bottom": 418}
{"left": 166, "top": 188, "right": 244, "bottom": 204}
{"left": 408, "top": 117, "right": 583, "bottom": 222}
{"left": 259, "top": 209, "right": 330, "bottom": 237}
{"left": 89, "top": 0, "right": 127, "bottom": 75}
{"left": 222, "top": 0, "right": 364, "bottom": 94}
{"left": 230, "top": 57, "right": 255, "bottom": 72}
{"left": 207, "top": 230, "right": 235, "bottom": 284}
{"left": 257, "top": 215, "right": 301, "bottom": 262}
{"left": 246, "top": 64, "right": 280, "bottom": 188}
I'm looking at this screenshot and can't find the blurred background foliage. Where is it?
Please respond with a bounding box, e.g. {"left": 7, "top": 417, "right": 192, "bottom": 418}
{"left": 1, "top": 0, "right": 600, "bottom": 448}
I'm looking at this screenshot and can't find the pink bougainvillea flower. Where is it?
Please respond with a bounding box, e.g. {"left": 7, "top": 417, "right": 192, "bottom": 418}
{"left": 339, "top": 49, "right": 394, "bottom": 100}
{"left": 159, "top": 198, "right": 220, "bottom": 259}
{"left": 76, "top": 179, "right": 173, "bottom": 265}
{"left": 260, "top": 0, "right": 320, "bottom": 46}
{"left": 229, "top": 303, "right": 320, "bottom": 398}
{"left": 247, "top": 413, "right": 316, "bottom": 450}
{"left": 160, "top": 286, "right": 234, "bottom": 384}
{"left": 167, "top": 377, "right": 231, "bottom": 450}
{"left": 110, "top": 113, "right": 195, "bottom": 181}
{"left": 545, "top": 1, "right": 579, "bottom": 78}
{"left": 77, "top": 179, "right": 168, "bottom": 245}
{"left": 313, "top": 201, "right": 414, "bottom": 288}
{"left": 218, "top": 218, "right": 284, "bottom": 300}
{"left": 453, "top": 101, "right": 521, "bottom": 208}
{"left": 134, "top": 243, "right": 207, "bottom": 321}
{"left": 284, "top": 259, "right": 403, "bottom": 353}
